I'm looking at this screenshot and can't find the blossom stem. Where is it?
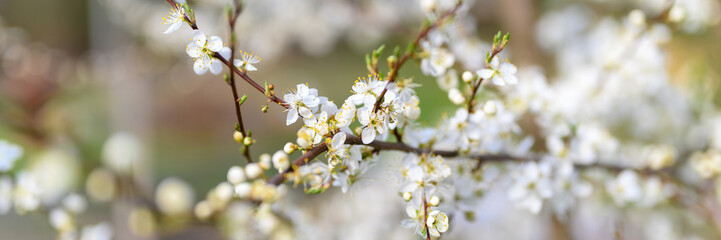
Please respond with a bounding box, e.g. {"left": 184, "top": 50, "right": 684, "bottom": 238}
{"left": 466, "top": 46, "right": 504, "bottom": 113}
{"left": 422, "top": 192, "right": 432, "bottom": 240}
{"left": 226, "top": 1, "right": 253, "bottom": 162}
{"left": 213, "top": 52, "right": 288, "bottom": 108}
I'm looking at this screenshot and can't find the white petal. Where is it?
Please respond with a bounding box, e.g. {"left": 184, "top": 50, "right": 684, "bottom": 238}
{"left": 299, "top": 107, "right": 312, "bottom": 118}
{"left": 192, "top": 30, "right": 206, "bottom": 47}
{"left": 492, "top": 76, "right": 505, "bottom": 86}
{"left": 208, "top": 36, "right": 224, "bottom": 52}
{"left": 219, "top": 47, "right": 231, "bottom": 59}
{"left": 164, "top": 21, "right": 182, "bottom": 34}
{"left": 233, "top": 59, "right": 242, "bottom": 67}
{"left": 490, "top": 56, "right": 500, "bottom": 68}
{"left": 193, "top": 59, "right": 208, "bottom": 75}
{"left": 186, "top": 43, "right": 201, "bottom": 58}
{"left": 296, "top": 84, "right": 309, "bottom": 97}
{"left": 209, "top": 59, "right": 223, "bottom": 75}
{"left": 245, "top": 63, "right": 257, "bottom": 71}
{"left": 285, "top": 109, "right": 298, "bottom": 125}
{"left": 332, "top": 132, "right": 346, "bottom": 149}
{"left": 477, "top": 69, "right": 494, "bottom": 79}
{"left": 361, "top": 127, "right": 376, "bottom": 144}
{"left": 505, "top": 74, "right": 518, "bottom": 85}
{"left": 500, "top": 62, "right": 517, "bottom": 74}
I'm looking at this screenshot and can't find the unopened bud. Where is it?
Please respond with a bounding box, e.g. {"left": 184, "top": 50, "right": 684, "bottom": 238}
{"left": 429, "top": 195, "right": 440, "bottom": 206}
{"left": 462, "top": 71, "right": 474, "bottom": 83}
{"left": 244, "top": 163, "right": 263, "bottom": 180}
{"left": 233, "top": 131, "right": 244, "bottom": 143}
{"left": 243, "top": 136, "right": 253, "bottom": 146}
{"left": 283, "top": 142, "right": 297, "bottom": 154}
{"left": 402, "top": 192, "right": 412, "bottom": 202}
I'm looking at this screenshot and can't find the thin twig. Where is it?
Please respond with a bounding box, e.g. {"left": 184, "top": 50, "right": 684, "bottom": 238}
{"left": 226, "top": 1, "right": 253, "bottom": 162}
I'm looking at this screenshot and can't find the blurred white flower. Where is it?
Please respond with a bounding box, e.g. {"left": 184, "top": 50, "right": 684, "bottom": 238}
{"left": 606, "top": 170, "right": 643, "bottom": 206}
{"left": 0, "top": 140, "right": 22, "bottom": 172}
{"left": 508, "top": 162, "right": 553, "bottom": 214}
{"left": 80, "top": 222, "right": 113, "bottom": 240}
{"left": 155, "top": 177, "right": 195, "bottom": 216}
{"left": 227, "top": 166, "right": 246, "bottom": 185}
{"left": 272, "top": 150, "right": 290, "bottom": 172}
{"left": 0, "top": 177, "right": 12, "bottom": 214}
{"left": 102, "top": 132, "right": 142, "bottom": 174}
{"left": 421, "top": 45, "right": 455, "bottom": 77}
{"left": 62, "top": 193, "right": 88, "bottom": 214}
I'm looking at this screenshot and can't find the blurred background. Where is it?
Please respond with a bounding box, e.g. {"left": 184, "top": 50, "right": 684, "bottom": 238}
{"left": 0, "top": 0, "right": 720, "bottom": 239}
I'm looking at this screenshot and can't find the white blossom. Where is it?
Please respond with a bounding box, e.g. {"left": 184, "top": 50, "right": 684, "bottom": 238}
{"left": 162, "top": 5, "right": 185, "bottom": 34}
{"left": 426, "top": 210, "right": 449, "bottom": 237}
{"left": 508, "top": 162, "right": 553, "bottom": 214}
{"left": 284, "top": 84, "right": 320, "bottom": 125}
{"left": 233, "top": 51, "right": 261, "bottom": 72}
{"left": 477, "top": 56, "right": 518, "bottom": 86}
{"left": 186, "top": 30, "right": 231, "bottom": 75}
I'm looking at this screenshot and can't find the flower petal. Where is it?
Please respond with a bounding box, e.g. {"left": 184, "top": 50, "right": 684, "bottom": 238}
{"left": 361, "top": 127, "right": 376, "bottom": 144}
{"left": 208, "top": 36, "right": 224, "bottom": 52}
{"left": 164, "top": 21, "right": 182, "bottom": 34}
{"left": 186, "top": 43, "right": 201, "bottom": 58}
{"left": 209, "top": 59, "right": 223, "bottom": 75}
{"left": 193, "top": 59, "right": 208, "bottom": 75}
{"left": 286, "top": 109, "right": 298, "bottom": 125}
{"left": 191, "top": 30, "right": 206, "bottom": 47}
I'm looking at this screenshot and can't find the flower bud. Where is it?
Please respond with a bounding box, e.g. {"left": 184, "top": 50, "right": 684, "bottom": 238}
{"left": 429, "top": 195, "right": 440, "bottom": 206}
{"left": 233, "top": 131, "right": 244, "bottom": 143}
{"left": 272, "top": 150, "right": 290, "bottom": 173}
{"left": 259, "top": 153, "right": 272, "bottom": 170}
{"left": 402, "top": 192, "right": 412, "bottom": 202}
{"left": 283, "top": 142, "right": 297, "bottom": 154}
{"left": 448, "top": 88, "right": 465, "bottom": 105}
{"left": 629, "top": 10, "right": 646, "bottom": 27}
{"left": 194, "top": 201, "right": 213, "bottom": 220}
{"left": 243, "top": 137, "right": 253, "bottom": 146}
{"left": 234, "top": 182, "right": 252, "bottom": 198}
{"left": 462, "top": 71, "right": 474, "bottom": 83}
{"left": 483, "top": 101, "right": 497, "bottom": 115}
{"left": 227, "top": 166, "right": 246, "bottom": 184}
{"left": 245, "top": 163, "right": 264, "bottom": 180}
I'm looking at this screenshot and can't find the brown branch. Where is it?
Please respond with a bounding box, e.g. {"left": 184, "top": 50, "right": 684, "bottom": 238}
{"left": 213, "top": 52, "right": 287, "bottom": 108}
{"left": 226, "top": 1, "right": 253, "bottom": 162}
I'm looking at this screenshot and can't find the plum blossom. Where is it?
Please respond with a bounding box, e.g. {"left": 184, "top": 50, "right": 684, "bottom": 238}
{"left": 162, "top": 4, "right": 185, "bottom": 34}
{"left": 426, "top": 210, "right": 449, "bottom": 237}
{"left": 477, "top": 56, "right": 518, "bottom": 86}
{"left": 284, "top": 84, "right": 321, "bottom": 125}
{"left": 186, "top": 30, "right": 231, "bottom": 75}
{"left": 349, "top": 75, "right": 385, "bottom": 106}
{"left": 233, "top": 51, "right": 261, "bottom": 72}
{"left": 508, "top": 162, "right": 553, "bottom": 214}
